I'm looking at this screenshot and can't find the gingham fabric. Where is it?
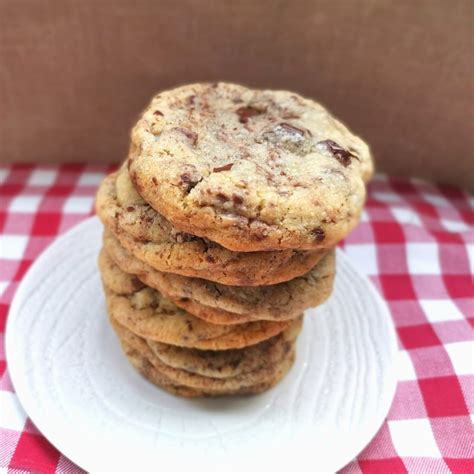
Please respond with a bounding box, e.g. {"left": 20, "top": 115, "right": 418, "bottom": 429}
{"left": 0, "top": 164, "right": 472, "bottom": 473}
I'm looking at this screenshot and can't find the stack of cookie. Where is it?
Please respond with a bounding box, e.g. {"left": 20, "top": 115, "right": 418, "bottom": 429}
{"left": 96, "top": 83, "right": 372, "bottom": 397}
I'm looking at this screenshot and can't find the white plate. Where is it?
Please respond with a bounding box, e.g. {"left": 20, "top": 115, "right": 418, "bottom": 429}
{"left": 6, "top": 217, "right": 397, "bottom": 472}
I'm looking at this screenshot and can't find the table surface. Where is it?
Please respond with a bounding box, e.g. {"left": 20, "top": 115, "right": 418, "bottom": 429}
{"left": 0, "top": 164, "right": 472, "bottom": 473}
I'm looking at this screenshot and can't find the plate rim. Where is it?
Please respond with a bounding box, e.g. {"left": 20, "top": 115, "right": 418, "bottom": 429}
{"left": 5, "top": 216, "right": 398, "bottom": 472}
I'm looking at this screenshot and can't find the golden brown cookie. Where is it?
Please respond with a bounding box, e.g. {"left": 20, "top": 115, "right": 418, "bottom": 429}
{"left": 104, "top": 230, "right": 335, "bottom": 323}
{"left": 123, "top": 343, "right": 294, "bottom": 398}
{"left": 147, "top": 318, "right": 302, "bottom": 379}
{"left": 96, "top": 171, "right": 326, "bottom": 286}
{"left": 99, "top": 250, "right": 291, "bottom": 350}
{"left": 111, "top": 314, "right": 297, "bottom": 391}
{"left": 127, "top": 82, "right": 372, "bottom": 252}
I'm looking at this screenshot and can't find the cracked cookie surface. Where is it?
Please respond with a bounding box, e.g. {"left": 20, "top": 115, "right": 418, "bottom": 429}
{"left": 128, "top": 82, "right": 373, "bottom": 252}
{"left": 111, "top": 314, "right": 298, "bottom": 390}
{"left": 104, "top": 230, "right": 335, "bottom": 324}
{"left": 99, "top": 249, "right": 290, "bottom": 350}
{"left": 96, "top": 170, "right": 326, "bottom": 285}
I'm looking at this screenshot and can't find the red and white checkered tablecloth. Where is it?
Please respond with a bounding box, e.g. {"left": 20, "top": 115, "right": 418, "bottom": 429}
{"left": 0, "top": 164, "right": 472, "bottom": 473}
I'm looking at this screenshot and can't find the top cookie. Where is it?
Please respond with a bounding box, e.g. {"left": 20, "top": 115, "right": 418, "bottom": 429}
{"left": 128, "top": 82, "right": 373, "bottom": 252}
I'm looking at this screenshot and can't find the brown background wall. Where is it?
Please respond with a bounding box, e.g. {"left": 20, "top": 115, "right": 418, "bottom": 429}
{"left": 0, "top": 0, "right": 472, "bottom": 190}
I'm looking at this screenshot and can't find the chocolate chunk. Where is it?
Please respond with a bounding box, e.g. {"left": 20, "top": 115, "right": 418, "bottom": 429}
{"left": 216, "top": 192, "right": 229, "bottom": 202}
{"left": 174, "top": 127, "right": 198, "bottom": 145}
{"left": 186, "top": 320, "right": 193, "bottom": 332}
{"left": 153, "top": 110, "right": 163, "bottom": 116}
{"left": 236, "top": 106, "right": 263, "bottom": 124}
{"left": 186, "top": 95, "right": 196, "bottom": 105}
{"left": 205, "top": 255, "right": 216, "bottom": 263}
{"left": 126, "top": 206, "right": 135, "bottom": 212}
{"left": 179, "top": 172, "right": 202, "bottom": 192}
{"left": 317, "top": 140, "right": 359, "bottom": 167}
{"left": 232, "top": 194, "right": 244, "bottom": 205}
{"left": 213, "top": 163, "right": 233, "bottom": 172}
{"left": 263, "top": 123, "right": 310, "bottom": 152}
{"left": 311, "top": 227, "right": 325, "bottom": 242}
{"left": 278, "top": 122, "right": 306, "bottom": 137}
{"left": 151, "top": 177, "right": 158, "bottom": 185}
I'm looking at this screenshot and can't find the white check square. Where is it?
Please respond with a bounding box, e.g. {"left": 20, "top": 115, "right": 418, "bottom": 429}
{"left": 28, "top": 169, "right": 57, "bottom": 186}
{"left": 360, "top": 210, "right": 369, "bottom": 222}
{"left": 406, "top": 243, "right": 441, "bottom": 275}
{"left": 391, "top": 207, "right": 422, "bottom": 227}
{"left": 0, "top": 392, "right": 27, "bottom": 431}
{"left": 445, "top": 341, "right": 474, "bottom": 376}
{"left": 9, "top": 195, "right": 42, "bottom": 213}
{"left": 441, "top": 219, "right": 470, "bottom": 233}
{"left": 389, "top": 419, "right": 441, "bottom": 457}
{"left": 372, "top": 191, "right": 402, "bottom": 203}
{"left": 78, "top": 172, "right": 105, "bottom": 186}
{"left": 0, "top": 235, "right": 28, "bottom": 260}
{"left": 467, "top": 244, "right": 474, "bottom": 275}
{"left": 397, "top": 350, "right": 417, "bottom": 381}
{"left": 344, "top": 244, "right": 378, "bottom": 276}
{"left": 0, "top": 168, "right": 9, "bottom": 184}
{"left": 424, "top": 193, "right": 449, "bottom": 208}
{"left": 63, "top": 196, "right": 94, "bottom": 214}
{"left": 420, "top": 299, "right": 464, "bottom": 323}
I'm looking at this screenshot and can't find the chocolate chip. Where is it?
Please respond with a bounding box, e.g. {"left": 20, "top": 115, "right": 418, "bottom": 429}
{"left": 205, "top": 255, "right": 215, "bottom": 263}
{"left": 186, "top": 95, "right": 195, "bottom": 105}
{"left": 151, "top": 177, "right": 158, "bottom": 185}
{"left": 317, "top": 140, "right": 359, "bottom": 167}
{"left": 216, "top": 192, "right": 229, "bottom": 202}
{"left": 232, "top": 194, "right": 244, "bottom": 205}
{"left": 153, "top": 110, "right": 163, "bottom": 116}
{"left": 174, "top": 127, "right": 198, "bottom": 145}
{"left": 179, "top": 172, "right": 202, "bottom": 192}
{"left": 236, "top": 106, "right": 263, "bottom": 124}
{"left": 278, "top": 123, "right": 306, "bottom": 136}
{"left": 311, "top": 227, "right": 325, "bottom": 242}
{"left": 186, "top": 320, "right": 193, "bottom": 332}
{"left": 263, "top": 123, "right": 310, "bottom": 153}
{"left": 213, "top": 163, "right": 233, "bottom": 172}
{"left": 126, "top": 206, "right": 135, "bottom": 212}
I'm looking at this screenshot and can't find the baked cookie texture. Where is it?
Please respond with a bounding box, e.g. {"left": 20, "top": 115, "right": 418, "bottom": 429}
{"left": 111, "top": 314, "right": 298, "bottom": 391}
{"left": 96, "top": 170, "right": 326, "bottom": 286}
{"left": 104, "top": 230, "right": 335, "bottom": 323}
{"left": 95, "top": 82, "right": 372, "bottom": 397}
{"left": 99, "top": 250, "right": 291, "bottom": 350}
{"left": 127, "top": 82, "right": 373, "bottom": 252}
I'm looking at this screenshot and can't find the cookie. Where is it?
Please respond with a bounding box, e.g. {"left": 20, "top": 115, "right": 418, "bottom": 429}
{"left": 104, "top": 230, "right": 335, "bottom": 323}
{"left": 127, "top": 82, "right": 373, "bottom": 252}
{"left": 111, "top": 314, "right": 296, "bottom": 391}
{"left": 96, "top": 170, "right": 326, "bottom": 286}
{"left": 98, "top": 247, "right": 145, "bottom": 294}
{"left": 99, "top": 250, "right": 291, "bottom": 350}
{"left": 123, "top": 343, "right": 293, "bottom": 398}
{"left": 147, "top": 317, "right": 302, "bottom": 379}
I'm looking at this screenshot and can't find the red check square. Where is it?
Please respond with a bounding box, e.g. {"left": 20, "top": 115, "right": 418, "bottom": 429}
{"left": 380, "top": 275, "right": 417, "bottom": 300}
{"left": 419, "top": 376, "right": 469, "bottom": 418}
{"left": 398, "top": 324, "right": 441, "bottom": 349}
{"left": 9, "top": 431, "right": 60, "bottom": 474}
